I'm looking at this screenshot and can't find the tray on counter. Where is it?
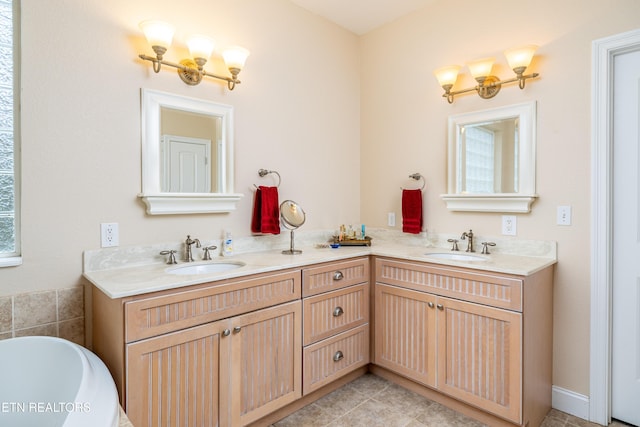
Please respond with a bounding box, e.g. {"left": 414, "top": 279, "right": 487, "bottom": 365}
{"left": 332, "top": 236, "right": 372, "bottom": 246}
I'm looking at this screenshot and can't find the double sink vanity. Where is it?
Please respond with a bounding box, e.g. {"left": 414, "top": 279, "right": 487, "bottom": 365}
{"left": 84, "top": 231, "right": 556, "bottom": 427}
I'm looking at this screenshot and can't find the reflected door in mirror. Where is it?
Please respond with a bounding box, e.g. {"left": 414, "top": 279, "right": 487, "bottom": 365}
{"left": 160, "top": 107, "right": 221, "bottom": 193}
{"left": 161, "top": 135, "right": 211, "bottom": 192}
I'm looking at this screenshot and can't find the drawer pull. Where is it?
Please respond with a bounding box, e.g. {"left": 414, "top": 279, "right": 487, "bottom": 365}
{"left": 222, "top": 329, "right": 231, "bottom": 337}
{"left": 333, "top": 306, "right": 344, "bottom": 317}
{"left": 333, "top": 350, "right": 344, "bottom": 362}
{"left": 436, "top": 304, "right": 444, "bottom": 310}
{"left": 428, "top": 302, "right": 434, "bottom": 309}
{"left": 233, "top": 326, "right": 242, "bottom": 334}
{"left": 333, "top": 271, "right": 344, "bottom": 281}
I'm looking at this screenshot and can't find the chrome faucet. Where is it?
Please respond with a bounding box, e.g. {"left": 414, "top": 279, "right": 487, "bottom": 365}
{"left": 460, "top": 229, "right": 474, "bottom": 252}
{"left": 185, "top": 235, "right": 201, "bottom": 262}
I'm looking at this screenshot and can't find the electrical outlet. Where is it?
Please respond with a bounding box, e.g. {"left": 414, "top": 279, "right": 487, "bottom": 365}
{"left": 388, "top": 212, "right": 396, "bottom": 227}
{"left": 557, "top": 206, "right": 572, "bottom": 226}
{"left": 502, "top": 215, "right": 517, "bottom": 236}
{"left": 100, "top": 223, "right": 119, "bottom": 247}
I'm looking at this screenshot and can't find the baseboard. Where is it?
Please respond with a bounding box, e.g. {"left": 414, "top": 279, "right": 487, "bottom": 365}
{"left": 552, "top": 385, "right": 590, "bottom": 421}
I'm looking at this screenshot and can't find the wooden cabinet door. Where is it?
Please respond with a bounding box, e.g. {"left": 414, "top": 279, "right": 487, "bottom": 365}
{"left": 226, "top": 300, "right": 302, "bottom": 426}
{"left": 126, "top": 319, "right": 226, "bottom": 427}
{"left": 374, "top": 283, "right": 437, "bottom": 388}
{"left": 436, "top": 297, "right": 522, "bottom": 424}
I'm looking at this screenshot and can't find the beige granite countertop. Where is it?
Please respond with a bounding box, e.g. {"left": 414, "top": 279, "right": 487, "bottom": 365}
{"left": 84, "top": 229, "right": 557, "bottom": 299}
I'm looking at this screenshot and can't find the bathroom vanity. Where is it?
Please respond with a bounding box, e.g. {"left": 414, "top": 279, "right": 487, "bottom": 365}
{"left": 86, "top": 238, "right": 555, "bottom": 427}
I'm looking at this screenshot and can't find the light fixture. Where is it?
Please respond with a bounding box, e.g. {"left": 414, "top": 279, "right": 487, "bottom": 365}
{"left": 138, "top": 20, "right": 250, "bottom": 90}
{"left": 434, "top": 45, "right": 539, "bottom": 103}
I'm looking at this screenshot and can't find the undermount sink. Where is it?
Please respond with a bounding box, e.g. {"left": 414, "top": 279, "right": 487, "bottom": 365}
{"left": 425, "top": 252, "right": 487, "bottom": 262}
{"left": 166, "top": 261, "right": 246, "bottom": 275}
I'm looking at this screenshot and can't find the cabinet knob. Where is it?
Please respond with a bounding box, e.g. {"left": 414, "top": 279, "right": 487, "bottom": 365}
{"left": 333, "top": 306, "right": 344, "bottom": 317}
{"left": 428, "top": 302, "right": 434, "bottom": 309}
{"left": 333, "top": 350, "right": 344, "bottom": 362}
{"left": 233, "top": 326, "right": 242, "bottom": 334}
{"left": 222, "top": 329, "right": 231, "bottom": 337}
{"left": 333, "top": 271, "right": 344, "bottom": 281}
{"left": 436, "top": 304, "right": 444, "bottom": 310}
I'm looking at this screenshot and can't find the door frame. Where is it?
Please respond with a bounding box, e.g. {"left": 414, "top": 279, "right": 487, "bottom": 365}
{"left": 591, "top": 28, "right": 640, "bottom": 426}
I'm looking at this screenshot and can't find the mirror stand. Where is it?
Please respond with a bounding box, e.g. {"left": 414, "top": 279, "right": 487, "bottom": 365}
{"left": 280, "top": 200, "right": 306, "bottom": 255}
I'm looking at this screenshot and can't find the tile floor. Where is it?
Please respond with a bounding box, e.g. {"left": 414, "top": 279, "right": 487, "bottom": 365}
{"left": 272, "top": 374, "right": 632, "bottom": 427}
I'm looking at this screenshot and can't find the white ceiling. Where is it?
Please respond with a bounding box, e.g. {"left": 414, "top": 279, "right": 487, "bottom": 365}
{"left": 289, "top": 0, "right": 436, "bottom": 35}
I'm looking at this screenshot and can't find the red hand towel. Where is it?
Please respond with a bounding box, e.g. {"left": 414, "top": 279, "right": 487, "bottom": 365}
{"left": 251, "top": 186, "right": 280, "bottom": 234}
{"left": 251, "top": 188, "right": 263, "bottom": 233}
{"left": 402, "top": 189, "right": 423, "bottom": 234}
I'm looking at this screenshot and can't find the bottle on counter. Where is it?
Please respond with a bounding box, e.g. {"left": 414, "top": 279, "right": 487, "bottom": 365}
{"left": 223, "top": 231, "right": 233, "bottom": 256}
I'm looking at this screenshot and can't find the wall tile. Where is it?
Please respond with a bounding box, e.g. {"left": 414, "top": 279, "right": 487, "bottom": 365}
{"left": 58, "top": 287, "right": 84, "bottom": 321}
{"left": 13, "top": 291, "right": 57, "bottom": 329}
{"left": 0, "top": 296, "right": 11, "bottom": 333}
{"left": 59, "top": 318, "right": 85, "bottom": 345}
{"left": 14, "top": 323, "right": 57, "bottom": 338}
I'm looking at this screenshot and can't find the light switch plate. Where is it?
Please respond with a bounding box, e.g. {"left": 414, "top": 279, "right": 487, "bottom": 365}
{"left": 388, "top": 212, "right": 396, "bottom": 227}
{"left": 557, "top": 206, "right": 572, "bottom": 225}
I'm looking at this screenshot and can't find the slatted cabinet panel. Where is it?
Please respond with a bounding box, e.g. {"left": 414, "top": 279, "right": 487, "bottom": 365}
{"left": 301, "top": 257, "right": 371, "bottom": 397}
{"left": 303, "top": 324, "right": 369, "bottom": 394}
{"left": 375, "top": 258, "right": 522, "bottom": 311}
{"left": 437, "top": 298, "right": 522, "bottom": 424}
{"left": 125, "top": 270, "right": 301, "bottom": 342}
{"left": 126, "top": 320, "right": 225, "bottom": 427}
{"left": 374, "top": 284, "right": 437, "bottom": 388}
{"left": 303, "top": 284, "right": 369, "bottom": 346}
{"left": 302, "top": 258, "right": 370, "bottom": 297}
{"left": 227, "top": 301, "right": 302, "bottom": 427}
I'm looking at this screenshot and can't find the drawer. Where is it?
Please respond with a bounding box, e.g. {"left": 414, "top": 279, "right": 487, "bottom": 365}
{"left": 302, "top": 257, "right": 370, "bottom": 297}
{"left": 303, "top": 324, "right": 369, "bottom": 395}
{"left": 125, "top": 270, "right": 301, "bottom": 342}
{"left": 376, "top": 258, "right": 523, "bottom": 311}
{"left": 303, "top": 283, "right": 369, "bottom": 346}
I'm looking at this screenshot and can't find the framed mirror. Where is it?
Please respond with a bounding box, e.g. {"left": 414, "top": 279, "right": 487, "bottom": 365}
{"left": 441, "top": 101, "right": 537, "bottom": 212}
{"left": 139, "top": 89, "right": 243, "bottom": 214}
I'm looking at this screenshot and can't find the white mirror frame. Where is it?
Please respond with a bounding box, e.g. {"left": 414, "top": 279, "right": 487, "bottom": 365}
{"left": 138, "top": 89, "right": 243, "bottom": 214}
{"left": 441, "top": 101, "right": 537, "bottom": 213}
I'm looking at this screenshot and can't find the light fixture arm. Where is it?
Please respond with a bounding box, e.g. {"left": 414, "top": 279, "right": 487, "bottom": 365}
{"left": 442, "top": 72, "right": 539, "bottom": 104}
{"left": 138, "top": 54, "right": 241, "bottom": 89}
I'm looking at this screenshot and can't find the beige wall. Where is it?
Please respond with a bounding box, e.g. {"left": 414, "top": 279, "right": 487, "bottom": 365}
{"left": 360, "top": 0, "right": 640, "bottom": 397}
{"left": 3, "top": 0, "right": 640, "bottom": 404}
{"left": 2, "top": 1, "right": 359, "bottom": 289}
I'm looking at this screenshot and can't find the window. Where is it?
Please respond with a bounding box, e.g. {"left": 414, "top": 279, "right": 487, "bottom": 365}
{"left": 459, "top": 126, "right": 495, "bottom": 193}
{"left": 0, "top": 0, "right": 19, "bottom": 266}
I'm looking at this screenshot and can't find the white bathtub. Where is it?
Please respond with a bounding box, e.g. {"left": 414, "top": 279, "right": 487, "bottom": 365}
{"left": 0, "top": 336, "right": 120, "bottom": 427}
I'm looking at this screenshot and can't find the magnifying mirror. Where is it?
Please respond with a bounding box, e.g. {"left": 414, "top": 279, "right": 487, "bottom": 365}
{"left": 280, "top": 200, "right": 306, "bottom": 255}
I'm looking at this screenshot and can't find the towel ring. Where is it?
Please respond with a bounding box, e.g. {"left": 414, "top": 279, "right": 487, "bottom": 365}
{"left": 401, "top": 173, "right": 425, "bottom": 191}
{"left": 254, "top": 168, "right": 281, "bottom": 188}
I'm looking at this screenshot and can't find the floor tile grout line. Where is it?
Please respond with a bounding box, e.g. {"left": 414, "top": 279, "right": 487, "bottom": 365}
{"left": 322, "top": 396, "right": 374, "bottom": 426}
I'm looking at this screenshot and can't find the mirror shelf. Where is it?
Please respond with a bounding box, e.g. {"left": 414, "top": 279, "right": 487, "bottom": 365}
{"left": 440, "top": 194, "right": 537, "bottom": 213}
{"left": 441, "top": 101, "right": 537, "bottom": 213}
{"left": 139, "top": 193, "right": 244, "bottom": 215}
{"left": 139, "top": 89, "right": 243, "bottom": 214}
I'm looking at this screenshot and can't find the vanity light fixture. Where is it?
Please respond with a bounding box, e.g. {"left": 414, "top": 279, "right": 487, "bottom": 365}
{"left": 137, "top": 20, "right": 250, "bottom": 90}
{"left": 434, "top": 45, "right": 539, "bottom": 104}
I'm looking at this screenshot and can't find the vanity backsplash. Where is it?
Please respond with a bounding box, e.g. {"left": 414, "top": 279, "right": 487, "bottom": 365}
{"left": 84, "top": 227, "right": 557, "bottom": 273}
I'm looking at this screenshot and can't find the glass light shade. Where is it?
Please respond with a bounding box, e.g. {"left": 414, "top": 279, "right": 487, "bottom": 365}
{"left": 139, "top": 20, "right": 175, "bottom": 49}
{"left": 467, "top": 57, "right": 495, "bottom": 79}
{"left": 222, "top": 46, "right": 250, "bottom": 70}
{"left": 433, "top": 65, "right": 461, "bottom": 87}
{"left": 504, "top": 45, "right": 538, "bottom": 71}
{"left": 187, "top": 35, "right": 215, "bottom": 60}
